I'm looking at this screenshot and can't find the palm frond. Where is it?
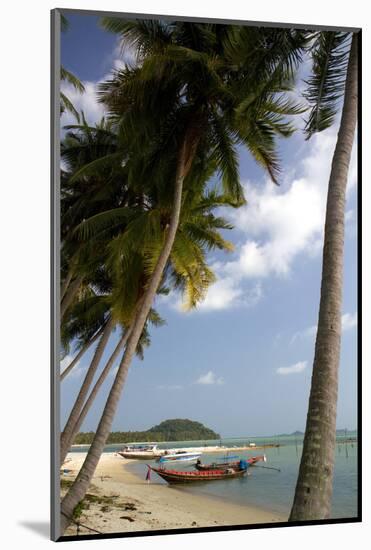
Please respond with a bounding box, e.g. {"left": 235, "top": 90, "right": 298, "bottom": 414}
{"left": 100, "top": 17, "right": 174, "bottom": 61}
{"left": 238, "top": 118, "right": 281, "bottom": 184}
{"left": 210, "top": 113, "right": 244, "bottom": 203}
{"left": 74, "top": 207, "right": 136, "bottom": 241}
{"left": 303, "top": 31, "right": 351, "bottom": 138}
{"left": 61, "top": 66, "right": 85, "bottom": 93}
{"left": 170, "top": 232, "right": 216, "bottom": 310}
{"left": 183, "top": 222, "right": 234, "bottom": 252}
{"left": 60, "top": 92, "right": 80, "bottom": 122}
{"left": 68, "top": 152, "right": 125, "bottom": 184}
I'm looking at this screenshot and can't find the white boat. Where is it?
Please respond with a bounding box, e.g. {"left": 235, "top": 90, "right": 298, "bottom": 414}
{"left": 157, "top": 450, "right": 202, "bottom": 464}
{"left": 118, "top": 443, "right": 163, "bottom": 459}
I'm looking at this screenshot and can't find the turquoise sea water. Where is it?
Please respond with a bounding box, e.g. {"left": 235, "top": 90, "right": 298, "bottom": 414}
{"left": 71, "top": 433, "right": 358, "bottom": 519}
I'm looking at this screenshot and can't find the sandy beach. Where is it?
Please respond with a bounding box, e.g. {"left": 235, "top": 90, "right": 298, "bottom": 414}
{"left": 61, "top": 452, "right": 286, "bottom": 537}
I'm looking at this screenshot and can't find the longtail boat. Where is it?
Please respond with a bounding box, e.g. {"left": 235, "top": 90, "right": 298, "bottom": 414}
{"left": 195, "top": 454, "right": 266, "bottom": 471}
{"left": 148, "top": 465, "right": 248, "bottom": 483}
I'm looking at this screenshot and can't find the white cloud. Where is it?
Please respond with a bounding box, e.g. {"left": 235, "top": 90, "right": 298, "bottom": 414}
{"left": 226, "top": 129, "right": 340, "bottom": 281}
{"left": 277, "top": 361, "right": 307, "bottom": 375}
{"left": 290, "top": 324, "right": 317, "bottom": 345}
{"left": 168, "top": 126, "right": 356, "bottom": 315}
{"left": 215, "top": 128, "right": 356, "bottom": 311}
{"left": 110, "top": 39, "right": 137, "bottom": 70}
{"left": 61, "top": 80, "right": 107, "bottom": 128}
{"left": 342, "top": 312, "right": 357, "bottom": 331}
{"left": 61, "top": 38, "right": 137, "bottom": 129}
{"left": 291, "top": 311, "right": 357, "bottom": 345}
{"left": 196, "top": 277, "right": 244, "bottom": 311}
{"left": 195, "top": 371, "right": 224, "bottom": 385}
{"left": 61, "top": 44, "right": 357, "bottom": 318}
{"left": 167, "top": 277, "right": 262, "bottom": 313}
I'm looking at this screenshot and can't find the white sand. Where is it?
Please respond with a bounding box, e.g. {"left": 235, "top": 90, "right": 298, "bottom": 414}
{"left": 61, "top": 452, "right": 285, "bottom": 537}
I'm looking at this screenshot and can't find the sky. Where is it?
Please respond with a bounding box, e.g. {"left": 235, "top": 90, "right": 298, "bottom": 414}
{"left": 60, "top": 13, "right": 358, "bottom": 438}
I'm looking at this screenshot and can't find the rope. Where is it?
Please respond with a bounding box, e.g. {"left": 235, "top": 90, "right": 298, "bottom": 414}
{"left": 254, "top": 465, "right": 281, "bottom": 472}
{"left": 61, "top": 511, "right": 103, "bottom": 535}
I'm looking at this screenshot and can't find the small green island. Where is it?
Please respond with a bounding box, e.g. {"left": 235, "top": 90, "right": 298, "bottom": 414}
{"left": 74, "top": 418, "right": 220, "bottom": 445}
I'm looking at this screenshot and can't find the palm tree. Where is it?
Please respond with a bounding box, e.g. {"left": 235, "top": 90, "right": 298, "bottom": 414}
{"left": 60, "top": 325, "right": 105, "bottom": 380}
{"left": 60, "top": 315, "right": 114, "bottom": 464}
{"left": 60, "top": 310, "right": 163, "bottom": 464}
{"left": 60, "top": 67, "right": 85, "bottom": 122}
{"left": 60, "top": 14, "right": 85, "bottom": 122}
{"left": 59, "top": 114, "right": 235, "bottom": 463}
{"left": 60, "top": 21, "right": 307, "bottom": 532}
{"left": 60, "top": 156, "right": 236, "bottom": 463}
{"left": 60, "top": 116, "right": 124, "bottom": 320}
{"left": 59, "top": 117, "right": 143, "bottom": 461}
{"left": 289, "top": 32, "right": 358, "bottom": 521}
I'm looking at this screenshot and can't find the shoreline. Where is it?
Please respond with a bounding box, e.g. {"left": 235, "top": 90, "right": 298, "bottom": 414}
{"left": 61, "top": 452, "right": 286, "bottom": 537}
{"left": 70, "top": 444, "right": 280, "bottom": 452}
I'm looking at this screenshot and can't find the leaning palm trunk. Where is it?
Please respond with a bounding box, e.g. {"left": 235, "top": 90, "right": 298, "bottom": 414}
{"left": 69, "top": 329, "right": 131, "bottom": 445}
{"left": 60, "top": 123, "right": 201, "bottom": 533}
{"left": 61, "top": 275, "right": 83, "bottom": 320}
{"left": 60, "top": 325, "right": 105, "bottom": 381}
{"left": 60, "top": 317, "right": 114, "bottom": 464}
{"left": 289, "top": 35, "right": 358, "bottom": 521}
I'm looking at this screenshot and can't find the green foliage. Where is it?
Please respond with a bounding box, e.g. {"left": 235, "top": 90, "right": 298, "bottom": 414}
{"left": 148, "top": 418, "right": 220, "bottom": 440}
{"left": 74, "top": 419, "right": 220, "bottom": 444}
{"left": 60, "top": 14, "right": 86, "bottom": 122}
{"left": 99, "top": 21, "right": 308, "bottom": 188}
{"left": 303, "top": 32, "right": 352, "bottom": 139}
{"left": 60, "top": 62, "right": 85, "bottom": 123}
{"left": 61, "top": 67, "right": 85, "bottom": 94}
{"left": 72, "top": 500, "right": 87, "bottom": 520}
{"left": 60, "top": 478, "right": 74, "bottom": 490}
{"left": 60, "top": 23, "right": 312, "bottom": 403}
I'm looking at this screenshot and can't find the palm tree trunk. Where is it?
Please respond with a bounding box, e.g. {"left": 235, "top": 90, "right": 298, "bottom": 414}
{"left": 61, "top": 270, "right": 73, "bottom": 301}
{"left": 69, "top": 329, "right": 131, "bottom": 445}
{"left": 60, "top": 122, "right": 202, "bottom": 533}
{"left": 60, "top": 275, "right": 83, "bottom": 320}
{"left": 60, "top": 317, "right": 114, "bottom": 464}
{"left": 60, "top": 325, "right": 105, "bottom": 381}
{"left": 289, "top": 34, "right": 358, "bottom": 521}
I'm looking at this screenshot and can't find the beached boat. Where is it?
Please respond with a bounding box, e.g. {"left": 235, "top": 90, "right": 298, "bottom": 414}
{"left": 157, "top": 450, "right": 202, "bottom": 464}
{"left": 195, "top": 454, "right": 266, "bottom": 471}
{"left": 118, "top": 443, "right": 163, "bottom": 459}
{"left": 149, "top": 464, "right": 248, "bottom": 483}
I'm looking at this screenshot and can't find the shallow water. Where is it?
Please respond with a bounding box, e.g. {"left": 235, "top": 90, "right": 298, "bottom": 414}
{"left": 72, "top": 433, "right": 358, "bottom": 519}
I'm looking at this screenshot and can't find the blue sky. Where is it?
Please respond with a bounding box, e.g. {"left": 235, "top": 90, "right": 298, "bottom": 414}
{"left": 60, "top": 13, "right": 358, "bottom": 437}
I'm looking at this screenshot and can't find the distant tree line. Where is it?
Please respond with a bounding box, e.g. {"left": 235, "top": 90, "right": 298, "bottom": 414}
{"left": 74, "top": 418, "right": 220, "bottom": 444}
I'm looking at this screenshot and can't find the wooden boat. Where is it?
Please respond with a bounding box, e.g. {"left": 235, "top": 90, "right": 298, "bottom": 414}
{"left": 195, "top": 454, "right": 266, "bottom": 471}
{"left": 149, "top": 465, "right": 247, "bottom": 483}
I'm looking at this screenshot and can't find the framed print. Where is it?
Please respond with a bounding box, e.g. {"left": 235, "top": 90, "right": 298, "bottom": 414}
{"left": 51, "top": 8, "right": 361, "bottom": 542}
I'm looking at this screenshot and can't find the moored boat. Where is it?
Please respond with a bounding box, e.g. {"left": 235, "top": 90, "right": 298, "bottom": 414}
{"left": 149, "top": 464, "right": 249, "bottom": 483}
{"left": 157, "top": 450, "right": 202, "bottom": 464}
{"left": 195, "top": 454, "right": 266, "bottom": 471}
{"left": 118, "top": 443, "right": 163, "bottom": 459}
